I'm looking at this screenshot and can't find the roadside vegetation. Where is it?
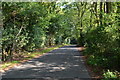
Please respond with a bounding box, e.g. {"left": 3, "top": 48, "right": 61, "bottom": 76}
{"left": 1, "top": 45, "right": 64, "bottom": 72}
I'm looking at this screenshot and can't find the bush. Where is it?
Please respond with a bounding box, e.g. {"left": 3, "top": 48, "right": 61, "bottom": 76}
{"left": 103, "top": 70, "right": 118, "bottom": 80}
{"left": 84, "top": 25, "right": 120, "bottom": 70}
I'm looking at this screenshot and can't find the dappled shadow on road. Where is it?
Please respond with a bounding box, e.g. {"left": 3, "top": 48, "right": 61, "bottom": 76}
{"left": 2, "top": 45, "right": 90, "bottom": 78}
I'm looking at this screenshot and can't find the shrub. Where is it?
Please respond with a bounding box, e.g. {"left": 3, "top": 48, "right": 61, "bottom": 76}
{"left": 102, "top": 70, "right": 118, "bottom": 80}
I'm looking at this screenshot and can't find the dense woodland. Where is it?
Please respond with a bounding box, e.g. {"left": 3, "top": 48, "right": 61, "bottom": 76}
{"left": 1, "top": 2, "right": 120, "bottom": 78}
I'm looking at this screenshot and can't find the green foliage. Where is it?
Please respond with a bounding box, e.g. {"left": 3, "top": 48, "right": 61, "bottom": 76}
{"left": 2, "top": 2, "right": 73, "bottom": 61}
{"left": 1, "top": 2, "right": 120, "bottom": 77}
{"left": 80, "top": 3, "right": 120, "bottom": 73}
{"left": 84, "top": 20, "right": 120, "bottom": 69}
{"left": 67, "top": 2, "right": 120, "bottom": 77}
{"left": 87, "top": 55, "right": 101, "bottom": 66}
{"left": 103, "top": 70, "right": 118, "bottom": 79}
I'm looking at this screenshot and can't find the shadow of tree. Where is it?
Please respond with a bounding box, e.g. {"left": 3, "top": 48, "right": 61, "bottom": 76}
{"left": 2, "top": 45, "right": 90, "bottom": 79}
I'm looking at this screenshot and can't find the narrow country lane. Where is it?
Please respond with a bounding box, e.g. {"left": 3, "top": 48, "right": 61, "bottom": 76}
{"left": 2, "top": 45, "right": 91, "bottom": 80}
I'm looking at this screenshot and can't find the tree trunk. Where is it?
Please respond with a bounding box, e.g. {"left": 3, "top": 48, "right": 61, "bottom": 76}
{"left": 99, "top": 2, "right": 103, "bottom": 26}
{"left": 106, "top": 2, "right": 112, "bottom": 13}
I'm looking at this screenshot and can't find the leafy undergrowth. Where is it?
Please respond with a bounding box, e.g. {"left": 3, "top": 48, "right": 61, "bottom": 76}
{"left": 1, "top": 45, "right": 65, "bottom": 72}
{"left": 78, "top": 47, "right": 120, "bottom": 80}
{"left": 85, "top": 55, "right": 120, "bottom": 79}
{"left": 86, "top": 55, "right": 120, "bottom": 79}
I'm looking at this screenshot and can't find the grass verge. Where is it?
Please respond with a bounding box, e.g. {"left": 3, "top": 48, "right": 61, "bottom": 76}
{"left": 0, "top": 45, "right": 65, "bottom": 72}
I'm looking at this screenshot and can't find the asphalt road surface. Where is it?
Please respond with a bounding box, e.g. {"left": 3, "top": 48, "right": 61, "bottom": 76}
{"left": 2, "top": 45, "right": 91, "bottom": 80}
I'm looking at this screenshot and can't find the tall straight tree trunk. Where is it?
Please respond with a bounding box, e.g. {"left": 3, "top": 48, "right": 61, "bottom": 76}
{"left": 106, "top": 2, "right": 112, "bottom": 13}
{"left": 99, "top": 2, "right": 103, "bottom": 27}
{"left": 2, "top": 47, "right": 5, "bottom": 61}
{"left": 93, "top": 2, "right": 99, "bottom": 26}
